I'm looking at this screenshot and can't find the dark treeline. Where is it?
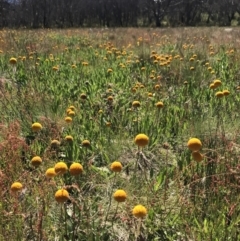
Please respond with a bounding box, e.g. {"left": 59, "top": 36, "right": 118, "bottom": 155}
{"left": 0, "top": 0, "right": 240, "bottom": 28}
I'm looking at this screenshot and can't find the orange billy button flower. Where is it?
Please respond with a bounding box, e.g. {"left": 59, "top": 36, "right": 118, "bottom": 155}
{"left": 132, "top": 205, "right": 147, "bottom": 218}
{"left": 32, "top": 122, "right": 42, "bottom": 132}
{"left": 45, "top": 168, "right": 56, "bottom": 178}
{"left": 80, "top": 93, "right": 87, "bottom": 100}
{"left": 134, "top": 134, "right": 149, "bottom": 147}
{"left": 148, "top": 92, "right": 153, "bottom": 97}
{"left": 65, "top": 135, "right": 73, "bottom": 142}
{"left": 213, "top": 79, "right": 221, "bottom": 87}
{"left": 106, "top": 121, "right": 111, "bottom": 127}
{"left": 110, "top": 161, "right": 122, "bottom": 172}
{"left": 131, "top": 87, "right": 137, "bottom": 93}
{"left": 55, "top": 189, "right": 69, "bottom": 203}
{"left": 223, "top": 90, "right": 230, "bottom": 96}
{"left": 156, "top": 101, "right": 164, "bottom": 108}
{"left": 113, "top": 189, "right": 127, "bottom": 202}
{"left": 66, "top": 108, "right": 72, "bottom": 114}
{"left": 82, "top": 139, "right": 91, "bottom": 147}
{"left": 54, "top": 162, "right": 68, "bottom": 175}
{"left": 68, "top": 110, "right": 75, "bottom": 117}
{"left": 31, "top": 156, "right": 42, "bottom": 167}
{"left": 65, "top": 116, "right": 72, "bottom": 123}
{"left": 52, "top": 66, "right": 59, "bottom": 71}
{"left": 69, "top": 105, "right": 75, "bottom": 111}
{"left": 11, "top": 182, "right": 23, "bottom": 192}
{"left": 51, "top": 140, "right": 60, "bottom": 148}
{"left": 82, "top": 61, "right": 88, "bottom": 66}
{"left": 132, "top": 101, "right": 141, "bottom": 108}
{"left": 192, "top": 151, "right": 204, "bottom": 162}
{"left": 209, "top": 83, "right": 216, "bottom": 89}
{"left": 187, "top": 138, "right": 202, "bottom": 151}
{"left": 9, "top": 57, "right": 17, "bottom": 64}
{"left": 215, "top": 91, "right": 224, "bottom": 98}
{"left": 69, "top": 163, "right": 83, "bottom": 176}
{"left": 107, "top": 96, "right": 114, "bottom": 102}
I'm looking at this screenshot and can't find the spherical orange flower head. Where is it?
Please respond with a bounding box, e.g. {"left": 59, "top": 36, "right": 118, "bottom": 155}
{"left": 54, "top": 162, "right": 68, "bottom": 175}
{"left": 82, "top": 139, "right": 90, "bottom": 147}
{"left": 113, "top": 189, "right": 127, "bottom": 202}
{"left": 215, "top": 91, "right": 224, "bottom": 98}
{"left": 65, "top": 135, "right": 73, "bottom": 142}
{"left": 68, "top": 110, "right": 75, "bottom": 117}
{"left": 132, "top": 101, "right": 141, "bottom": 108}
{"left": 156, "top": 101, "right": 164, "bottom": 108}
{"left": 132, "top": 205, "right": 147, "bottom": 218}
{"left": 55, "top": 189, "right": 69, "bottom": 203}
{"left": 52, "top": 66, "right": 59, "bottom": 71}
{"left": 191, "top": 151, "right": 204, "bottom": 162}
{"left": 65, "top": 116, "right": 72, "bottom": 123}
{"left": 51, "top": 140, "right": 60, "bottom": 148}
{"left": 187, "top": 138, "right": 202, "bottom": 151}
{"left": 213, "top": 79, "right": 221, "bottom": 87}
{"left": 209, "top": 83, "right": 216, "bottom": 89}
{"left": 131, "top": 87, "right": 137, "bottom": 93}
{"left": 154, "top": 84, "right": 160, "bottom": 90}
{"left": 134, "top": 134, "right": 149, "bottom": 147}
{"left": 11, "top": 182, "right": 23, "bottom": 192}
{"left": 69, "top": 105, "right": 75, "bottom": 111}
{"left": 80, "top": 93, "right": 87, "bottom": 100}
{"left": 69, "top": 162, "right": 83, "bottom": 176}
{"left": 110, "top": 161, "right": 122, "bottom": 172}
{"left": 223, "top": 90, "right": 230, "bottom": 96}
{"left": 106, "top": 122, "right": 111, "bottom": 127}
{"left": 66, "top": 108, "right": 72, "bottom": 114}
{"left": 9, "top": 57, "right": 17, "bottom": 64}
{"left": 107, "top": 96, "right": 114, "bottom": 102}
{"left": 45, "top": 168, "right": 56, "bottom": 178}
{"left": 31, "top": 156, "right": 42, "bottom": 167}
{"left": 107, "top": 88, "right": 113, "bottom": 93}
{"left": 32, "top": 122, "right": 42, "bottom": 132}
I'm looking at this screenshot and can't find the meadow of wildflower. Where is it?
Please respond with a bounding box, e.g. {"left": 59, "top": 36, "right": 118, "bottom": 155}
{"left": 0, "top": 27, "right": 240, "bottom": 241}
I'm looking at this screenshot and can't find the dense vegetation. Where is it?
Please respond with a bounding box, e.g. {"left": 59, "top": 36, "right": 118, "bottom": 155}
{"left": 1, "top": 0, "right": 240, "bottom": 28}
{"left": 0, "top": 27, "right": 240, "bottom": 240}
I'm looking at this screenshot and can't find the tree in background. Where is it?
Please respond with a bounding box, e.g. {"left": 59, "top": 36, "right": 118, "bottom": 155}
{"left": 0, "top": 0, "right": 240, "bottom": 28}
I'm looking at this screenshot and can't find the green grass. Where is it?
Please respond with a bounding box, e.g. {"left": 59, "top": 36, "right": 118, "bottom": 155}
{"left": 0, "top": 27, "right": 240, "bottom": 241}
